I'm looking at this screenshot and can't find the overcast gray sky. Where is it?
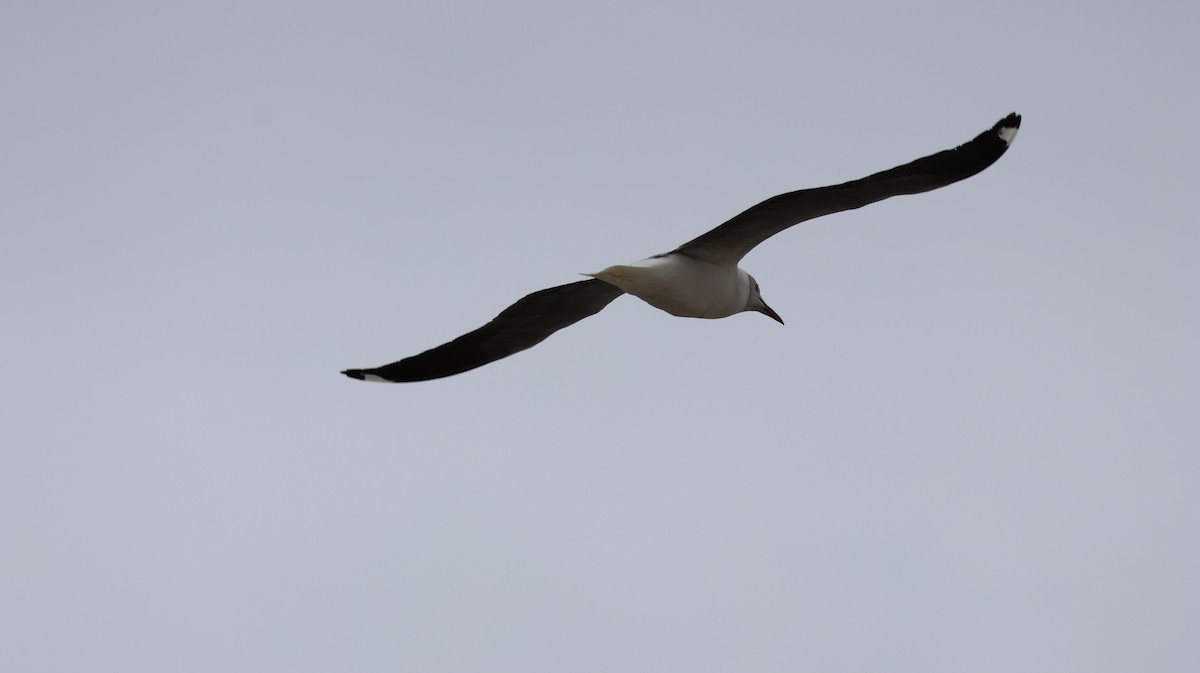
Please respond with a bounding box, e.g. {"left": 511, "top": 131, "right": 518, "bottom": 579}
{"left": 3, "top": 1, "right": 1197, "bottom": 672}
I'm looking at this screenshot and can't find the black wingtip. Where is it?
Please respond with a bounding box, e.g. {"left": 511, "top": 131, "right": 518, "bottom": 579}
{"left": 341, "top": 369, "right": 368, "bottom": 381}
{"left": 995, "top": 112, "right": 1021, "bottom": 130}
{"left": 994, "top": 112, "right": 1021, "bottom": 144}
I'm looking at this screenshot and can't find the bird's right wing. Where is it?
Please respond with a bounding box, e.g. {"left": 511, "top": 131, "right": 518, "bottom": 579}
{"left": 342, "top": 278, "right": 625, "bottom": 383}
{"left": 673, "top": 113, "right": 1021, "bottom": 266}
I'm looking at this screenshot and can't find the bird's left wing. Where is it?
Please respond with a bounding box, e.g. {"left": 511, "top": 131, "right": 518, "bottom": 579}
{"left": 674, "top": 113, "right": 1021, "bottom": 266}
{"left": 342, "top": 278, "right": 625, "bottom": 383}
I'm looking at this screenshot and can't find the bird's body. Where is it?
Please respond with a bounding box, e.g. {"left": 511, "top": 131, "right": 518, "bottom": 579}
{"left": 344, "top": 113, "right": 1021, "bottom": 383}
{"left": 587, "top": 254, "right": 757, "bottom": 320}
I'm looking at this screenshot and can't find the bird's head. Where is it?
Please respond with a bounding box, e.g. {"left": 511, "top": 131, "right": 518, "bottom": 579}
{"left": 745, "top": 274, "right": 784, "bottom": 325}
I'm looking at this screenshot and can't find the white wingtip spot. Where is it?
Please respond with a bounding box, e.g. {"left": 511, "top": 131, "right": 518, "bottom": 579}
{"left": 998, "top": 125, "right": 1019, "bottom": 146}
{"left": 363, "top": 374, "right": 390, "bottom": 383}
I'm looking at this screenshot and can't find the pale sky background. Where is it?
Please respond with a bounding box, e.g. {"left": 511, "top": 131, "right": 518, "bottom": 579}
{"left": 3, "top": 1, "right": 1197, "bottom": 672}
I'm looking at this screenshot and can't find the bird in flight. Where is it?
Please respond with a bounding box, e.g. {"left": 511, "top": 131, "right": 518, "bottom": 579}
{"left": 343, "top": 113, "right": 1021, "bottom": 383}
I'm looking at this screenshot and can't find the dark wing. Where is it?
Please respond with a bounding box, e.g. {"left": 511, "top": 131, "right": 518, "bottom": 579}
{"left": 342, "top": 278, "right": 625, "bottom": 383}
{"left": 674, "top": 113, "right": 1021, "bottom": 265}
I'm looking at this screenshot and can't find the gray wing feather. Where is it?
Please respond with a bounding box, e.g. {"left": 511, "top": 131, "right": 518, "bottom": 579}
{"left": 343, "top": 278, "right": 624, "bottom": 382}
{"left": 674, "top": 113, "right": 1021, "bottom": 265}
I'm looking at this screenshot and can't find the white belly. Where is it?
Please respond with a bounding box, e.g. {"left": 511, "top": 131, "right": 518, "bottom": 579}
{"left": 587, "top": 254, "right": 748, "bottom": 319}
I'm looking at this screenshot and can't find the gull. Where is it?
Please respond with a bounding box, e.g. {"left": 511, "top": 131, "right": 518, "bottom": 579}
{"left": 343, "top": 113, "right": 1021, "bottom": 383}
